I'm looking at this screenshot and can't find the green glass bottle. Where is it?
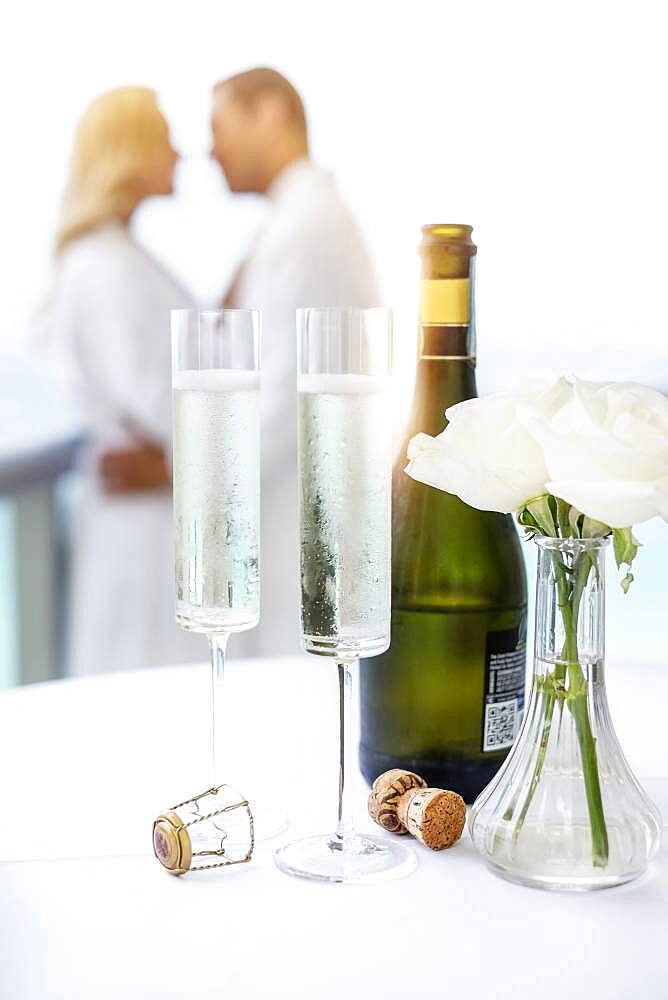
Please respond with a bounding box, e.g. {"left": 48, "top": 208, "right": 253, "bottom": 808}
{"left": 359, "top": 224, "right": 528, "bottom": 802}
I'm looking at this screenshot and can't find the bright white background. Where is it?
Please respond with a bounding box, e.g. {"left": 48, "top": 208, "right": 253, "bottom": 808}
{"left": 1, "top": 0, "right": 667, "bottom": 401}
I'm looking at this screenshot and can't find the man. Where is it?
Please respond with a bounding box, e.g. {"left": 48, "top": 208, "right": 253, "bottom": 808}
{"left": 211, "top": 67, "right": 379, "bottom": 656}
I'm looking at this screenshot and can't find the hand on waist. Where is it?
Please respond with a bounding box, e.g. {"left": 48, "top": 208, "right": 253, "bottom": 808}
{"left": 98, "top": 436, "right": 171, "bottom": 494}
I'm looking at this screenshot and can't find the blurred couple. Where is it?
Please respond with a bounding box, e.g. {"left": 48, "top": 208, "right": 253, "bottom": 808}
{"left": 47, "top": 69, "right": 378, "bottom": 676}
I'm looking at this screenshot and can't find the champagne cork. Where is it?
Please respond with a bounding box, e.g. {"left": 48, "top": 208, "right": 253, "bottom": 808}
{"left": 368, "top": 769, "right": 427, "bottom": 834}
{"left": 368, "top": 769, "right": 466, "bottom": 851}
{"left": 397, "top": 787, "right": 466, "bottom": 851}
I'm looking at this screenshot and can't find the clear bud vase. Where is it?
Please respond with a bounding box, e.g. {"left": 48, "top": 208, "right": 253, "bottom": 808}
{"left": 469, "top": 535, "right": 662, "bottom": 890}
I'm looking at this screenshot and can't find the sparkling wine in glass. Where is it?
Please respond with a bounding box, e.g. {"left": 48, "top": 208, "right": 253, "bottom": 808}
{"left": 172, "top": 309, "right": 284, "bottom": 838}
{"left": 274, "top": 307, "right": 416, "bottom": 883}
{"left": 173, "top": 364, "right": 260, "bottom": 637}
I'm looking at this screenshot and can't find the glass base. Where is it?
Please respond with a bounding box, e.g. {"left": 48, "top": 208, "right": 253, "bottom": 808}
{"left": 274, "top": 832, "right": 417, "bottom": 884}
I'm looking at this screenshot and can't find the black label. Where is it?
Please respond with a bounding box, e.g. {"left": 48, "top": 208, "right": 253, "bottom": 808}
{"left": 481, "top": 619, "right": 527, "bottom": 753}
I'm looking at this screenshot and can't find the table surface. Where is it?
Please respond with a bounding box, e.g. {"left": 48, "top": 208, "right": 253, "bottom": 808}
{"left": 1, "top": 654, "right": 667, "bottom": 1000}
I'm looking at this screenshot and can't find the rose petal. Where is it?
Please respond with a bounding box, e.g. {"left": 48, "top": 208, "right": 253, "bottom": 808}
{"left": 546, "top": 478, "right": 668, "bottom": 529}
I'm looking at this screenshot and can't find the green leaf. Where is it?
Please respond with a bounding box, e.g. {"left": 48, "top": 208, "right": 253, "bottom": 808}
{"left": 548, "top": 494, "right": 558, "bottom": 525}
{"left": 613, "top": 527, "right": 640, "bottom": 568}
{"left": 524, "top": 495, "right": 557, "bottom": 537}
{"left": 555, "top": 498, "right": 572, "bottom": 538}
{"left": 517, "top": 508, "right": 539, "bottom": 538}
{"left": 568, "top": 506, "right": 583, "bottom": 538}
{"left": 612, "top": 527, "right": 641, "bottom": 593}
{"left": 582, "top": 516, "right": 611, "bottom": 539}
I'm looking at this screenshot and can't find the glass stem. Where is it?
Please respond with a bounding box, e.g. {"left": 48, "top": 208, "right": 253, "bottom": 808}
{"left": 335, "top": 659, "right": 357, "bottom": 848}
{"left": 209, "top": 632, "right": 230, "bottom": 788}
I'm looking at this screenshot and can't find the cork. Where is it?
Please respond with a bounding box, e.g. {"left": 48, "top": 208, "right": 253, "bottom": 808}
{"left": 367, "top": 768, "right": 466, "bottom": 851}
{"left": 397, "top": 787, "right": 466, "bottom": 851}
{"left": 367, "top": 769, "right": 427, "bottom": 834}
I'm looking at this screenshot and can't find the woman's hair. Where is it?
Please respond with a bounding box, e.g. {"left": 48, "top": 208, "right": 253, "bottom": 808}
{"left": 55, "top": 87, "right": 170, "bottom": 252}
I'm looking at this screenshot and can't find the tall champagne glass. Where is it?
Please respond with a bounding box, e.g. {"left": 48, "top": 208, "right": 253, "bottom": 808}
{"left": 172, "top": 309, "right": 282, "bottom": 836}
{"left": 274, "top": 307, "right": 416, "bottom": 883}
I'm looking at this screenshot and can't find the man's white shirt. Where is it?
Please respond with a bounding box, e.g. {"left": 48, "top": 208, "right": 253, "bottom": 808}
{"left": 232, "top": 158, "right": 379, "bottom": 656}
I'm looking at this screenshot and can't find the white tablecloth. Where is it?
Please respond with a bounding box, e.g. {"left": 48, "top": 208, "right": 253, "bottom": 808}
{"left": 1, "top": 655, "right": 667, "bottom": 999}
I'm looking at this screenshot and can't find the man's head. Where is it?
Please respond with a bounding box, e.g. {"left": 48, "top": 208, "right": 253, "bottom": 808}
{"left": 211, "top": 68, "right": 308, "bottom": 194}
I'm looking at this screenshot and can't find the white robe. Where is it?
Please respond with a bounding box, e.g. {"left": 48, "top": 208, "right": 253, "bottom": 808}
{"left": 47, "top": 221, "right": 202, "bottom": 675}
{"left": 231, "top": 159, "right": 380, "bottom": 657}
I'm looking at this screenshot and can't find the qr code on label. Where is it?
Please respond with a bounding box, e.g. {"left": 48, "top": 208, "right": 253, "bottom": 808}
{"left": 483, "top": 699, "right": 518, "bottom": 752}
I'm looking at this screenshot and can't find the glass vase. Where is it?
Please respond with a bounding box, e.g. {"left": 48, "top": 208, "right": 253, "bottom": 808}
{"left": 469, "top": 535, "right": 662, "bottom": 890}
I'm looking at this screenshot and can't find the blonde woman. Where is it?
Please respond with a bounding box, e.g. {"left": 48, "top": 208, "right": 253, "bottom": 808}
{"left": 47, "top": 87, "right": 200, "bottom": 675}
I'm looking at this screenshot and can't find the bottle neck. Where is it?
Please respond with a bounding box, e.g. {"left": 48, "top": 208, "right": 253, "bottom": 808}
{"left": 418, "top": 264, "right": 476, "bottom": 361}
{"left": 403, "top": 267, "right": 478, "bottom": 439}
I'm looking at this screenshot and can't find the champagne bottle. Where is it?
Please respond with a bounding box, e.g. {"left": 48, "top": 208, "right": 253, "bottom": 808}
{"left": 359, "top": 224, "right": 528, "bottom": 802}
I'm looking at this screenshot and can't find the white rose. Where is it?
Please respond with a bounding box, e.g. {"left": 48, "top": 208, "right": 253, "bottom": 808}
{"left": 405, "top": 378, "right": 572, "bottom": 513}
{"left": 524, "top": 378, "right": 668, "bottom": 528}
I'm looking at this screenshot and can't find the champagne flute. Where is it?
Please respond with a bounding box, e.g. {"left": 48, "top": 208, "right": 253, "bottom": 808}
{"left": 274, "top": 307, "right": 416, "bottom": 883}
{"left": 171, "top": 309, "right": 283, "bottom": 837}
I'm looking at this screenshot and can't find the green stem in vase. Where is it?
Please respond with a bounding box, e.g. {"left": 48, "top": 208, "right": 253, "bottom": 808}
{"left": 509, "top": 674, "right": 557, "bottom": 840}
{"left": 556, "top": 554, "right": 609, "bottom": 867}
{"left": 507, "top": 641, "right": 568, "bottom": 838}
{"left": 507, "top": 543, "right": 608, "bottom": 867}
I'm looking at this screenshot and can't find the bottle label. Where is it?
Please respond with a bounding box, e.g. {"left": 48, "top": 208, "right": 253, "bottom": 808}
{"left": 419, "top": 278, "right": 470, "bottom": 324}
{"left": 481, "top": 619, "right": 527, "bottom": 753}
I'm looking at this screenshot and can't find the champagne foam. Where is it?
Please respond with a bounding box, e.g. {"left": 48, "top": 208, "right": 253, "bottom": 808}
{"left": 173, "top": 369, "right": 259, "bottom": 392}
{"left": 298, "top": 373, "right": 390, "bottom": 395}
